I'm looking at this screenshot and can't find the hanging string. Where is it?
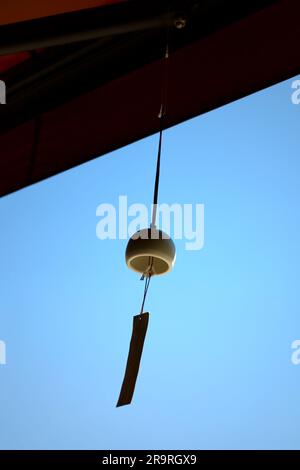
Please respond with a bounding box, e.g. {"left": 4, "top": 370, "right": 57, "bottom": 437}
{"left": 151, "top": 128, "right": 163, "bottom": 228}
{"left": 139, "top": 273, "right": 152, "bottom": 315}
{"left": 139, "top": 26, "right": 170, "bottom": 313}
{"left": 151, "top": 32, "right": 170, "bottom": 229}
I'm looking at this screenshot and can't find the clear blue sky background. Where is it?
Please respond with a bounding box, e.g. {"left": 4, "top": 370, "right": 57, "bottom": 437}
{"left": 1, "top": 76, "right": 300, "bottom": 450}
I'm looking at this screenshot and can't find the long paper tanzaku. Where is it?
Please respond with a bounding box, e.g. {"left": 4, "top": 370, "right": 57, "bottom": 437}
{"left": 116, "top": 312, "right": 149, "bottom": 407}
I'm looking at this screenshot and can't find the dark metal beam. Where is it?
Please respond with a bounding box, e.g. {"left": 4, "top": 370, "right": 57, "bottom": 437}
{"left": 0, "top": 14, "right": 174, "bottom": 56}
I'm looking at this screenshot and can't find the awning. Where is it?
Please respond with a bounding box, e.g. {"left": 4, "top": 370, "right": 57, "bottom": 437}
{"left": 0, "top": 0, "right": 299, "bottom": 197}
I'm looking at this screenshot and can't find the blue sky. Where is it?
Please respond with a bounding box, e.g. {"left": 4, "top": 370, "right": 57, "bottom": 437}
{"left": 0, "top": 75, "right": 300, "bottom": 449}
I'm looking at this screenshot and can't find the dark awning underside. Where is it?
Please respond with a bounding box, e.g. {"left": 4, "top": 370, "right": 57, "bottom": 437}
{"left": 0, "top": 0, "right": 299, "bottom": 197}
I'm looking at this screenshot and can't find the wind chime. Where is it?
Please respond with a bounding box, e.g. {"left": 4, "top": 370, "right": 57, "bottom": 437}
{"left": 117, "top": 28, "right": 178, "bottom": 407}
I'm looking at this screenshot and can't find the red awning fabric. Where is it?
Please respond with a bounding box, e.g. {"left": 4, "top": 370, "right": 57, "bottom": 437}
{"left": 0, "top": 0, "right": 300, "bottom": 197}
{"left": 0, "top": 52, "right": 30, "bottom": 72}
{"left": 0, "top": 0, "right": 125, "bottom": 73}
{"left": 0, "top": 0, "right": 124, "bottom": 26}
